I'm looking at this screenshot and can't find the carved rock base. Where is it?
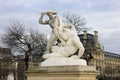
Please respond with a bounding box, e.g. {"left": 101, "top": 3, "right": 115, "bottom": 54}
{"left": 40, "top": 58, "right": 87, "bottom": 66}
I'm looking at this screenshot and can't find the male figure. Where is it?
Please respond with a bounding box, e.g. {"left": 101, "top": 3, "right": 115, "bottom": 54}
{"left": 39, "top": 11, "right": 62, "bottom": 53}
{"left": 39, "top": 11, "right": 85, "bottom": 59}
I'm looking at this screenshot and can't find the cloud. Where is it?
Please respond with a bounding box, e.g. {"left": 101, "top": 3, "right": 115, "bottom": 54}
{"left": 0, "top": 0, "right": 120, "bottom": 54}
{"left": 100, "top": 30, "right": 120, "bottom": 53}
{"left": 86, "top": 11, "right": 120, "bottom": 34}
{"left": 85, "top": 11, "right": 120, "bottom": 54}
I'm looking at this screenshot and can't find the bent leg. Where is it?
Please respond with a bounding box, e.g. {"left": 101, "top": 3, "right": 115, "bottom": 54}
{"left": 46, "top": 33, "right": 58, "bottom": 53}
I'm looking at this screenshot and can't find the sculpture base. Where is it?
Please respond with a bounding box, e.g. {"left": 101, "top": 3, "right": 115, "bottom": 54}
{"left": 25, "top": 65, "right": 99, "bottom": 80}
{"left": 40, "top": 58, "right": 87, "bottom": 66}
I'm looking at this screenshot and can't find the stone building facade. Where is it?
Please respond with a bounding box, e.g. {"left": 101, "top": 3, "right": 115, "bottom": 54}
{"left": 0, "top": 47, "right": 11, "bottom": 59}
{"left": 79, "top": 31, "right": 120, "bottom": 79}
{"left": 0, "top": 47, "right": 26, "bottom": 80}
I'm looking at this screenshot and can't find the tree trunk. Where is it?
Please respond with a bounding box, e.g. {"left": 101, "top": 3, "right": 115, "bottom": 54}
{"left": 24, "top": 52, "right": 30, "bottom": 70}
{"left": 24, "top": 57, "right": 29, "bottom": 70}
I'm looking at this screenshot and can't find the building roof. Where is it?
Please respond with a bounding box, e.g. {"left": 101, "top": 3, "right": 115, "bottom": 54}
{"left": 104, "top": 51, "right": 120, "bottom": 59}
{"left": 78, "top": 33, "right": 95, "bottom": 48}
{"left": 78, "top": 33, "right": 120, "bottom": 59}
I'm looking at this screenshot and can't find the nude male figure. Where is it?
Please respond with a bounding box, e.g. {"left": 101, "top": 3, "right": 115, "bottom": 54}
{"left": 39, "top": 11, "right": 62, "bottom": 53}
{"left": 39, "top": 11, "right": 85, "bottom": 60}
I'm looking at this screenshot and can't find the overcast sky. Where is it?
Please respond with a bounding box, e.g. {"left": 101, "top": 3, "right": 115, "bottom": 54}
{"left": 0, "top": 0, "right": 120, "bottom": 54}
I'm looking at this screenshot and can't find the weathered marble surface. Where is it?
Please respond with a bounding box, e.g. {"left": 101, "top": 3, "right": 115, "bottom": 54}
{"left": 40, "top": 58, "right": 87, "bottom": 66}
{"left": 39, "top": 10, "right": 86, "bottom": 66}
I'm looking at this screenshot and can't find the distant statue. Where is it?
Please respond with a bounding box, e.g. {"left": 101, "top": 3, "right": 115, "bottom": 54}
{"left": 39, "top": 11, "right": 86, "bottom": 66}
{"left": 11, "top": 59, "right": 18, "bottom": 70}
{"left": 7, "top": 72, "right": 14, "bottom": 80}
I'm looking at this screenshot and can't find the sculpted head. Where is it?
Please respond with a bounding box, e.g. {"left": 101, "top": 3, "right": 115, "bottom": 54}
{"left": 46, "top": 10, "right": 57, "bottom": 19}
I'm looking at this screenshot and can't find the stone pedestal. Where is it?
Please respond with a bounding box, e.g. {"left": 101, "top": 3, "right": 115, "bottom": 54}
{"left": 25, "top": 65, "right": 99, "bottom": 80}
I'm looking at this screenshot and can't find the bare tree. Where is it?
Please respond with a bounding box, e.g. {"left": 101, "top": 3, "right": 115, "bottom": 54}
{"left": 2, "top": 21, "right": 47, "bottom": 70}
{"left": 63, "top": 12, "right": 89, "bottom": 34}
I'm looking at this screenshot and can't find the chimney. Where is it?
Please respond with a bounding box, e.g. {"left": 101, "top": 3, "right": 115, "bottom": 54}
{"left": 94, "top": 31, "right": 99, "bottom": 48}
{"left": 83, "top": 30, "right": 87, "bottom": 39}
{"left": 83, "top": 30, "right": 87, "bottom": 45}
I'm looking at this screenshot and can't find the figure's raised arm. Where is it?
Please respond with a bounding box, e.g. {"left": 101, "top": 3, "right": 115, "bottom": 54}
{"left": 39, "top": 12, "right": 49, "bottom": 24}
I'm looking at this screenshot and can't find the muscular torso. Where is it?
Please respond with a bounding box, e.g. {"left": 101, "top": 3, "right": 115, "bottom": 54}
{"left": 48, "top": 16, "right": 59, "bottom": 29}
{"left": 48, "top": 16, "right": 61, "bottom": 38}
